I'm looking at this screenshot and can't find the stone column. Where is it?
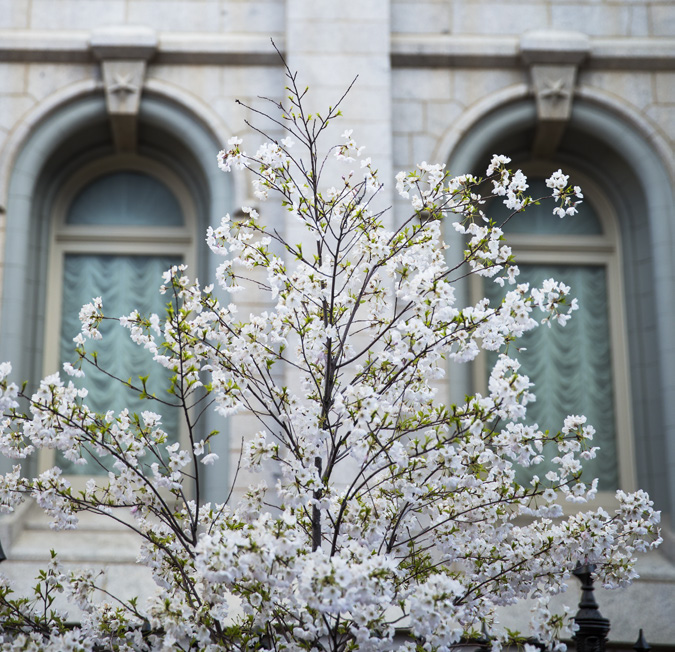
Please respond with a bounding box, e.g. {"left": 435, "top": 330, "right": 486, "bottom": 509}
{"left": 271, "top": 1, "right": 394, "bottom": 505}
{"left": 285, "top": 0, "right": 393, "bottom": 205}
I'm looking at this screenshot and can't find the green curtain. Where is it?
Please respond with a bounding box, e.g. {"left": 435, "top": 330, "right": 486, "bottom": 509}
{"left": 486, "top": 264, "right": 618, "bottom": 491}
{"left": 57, "top": 168, "right": 185, "bottom": 475}
{"left": 59, "top": 254, "right": 180, "bottom": 474}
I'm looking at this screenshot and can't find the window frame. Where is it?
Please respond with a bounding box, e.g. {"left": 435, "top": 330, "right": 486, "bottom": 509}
{"left": 41, "top": 154, "right": 197, "bottom": 478}
{"left": 471, "top": 165, "right": 637, "bottom": 501}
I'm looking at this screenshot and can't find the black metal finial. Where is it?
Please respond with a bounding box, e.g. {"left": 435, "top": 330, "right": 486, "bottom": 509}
{"left": 633, "top": 629, "right": 651, "bottom": 652}
{"left": 476, "top": 622, "right": 491, "bottom": 650}
{"left": 573, "top": 563, "right": 610, "bottom": 652}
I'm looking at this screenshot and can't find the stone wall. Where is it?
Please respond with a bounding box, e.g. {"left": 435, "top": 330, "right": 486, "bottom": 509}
{"left": 0, "top": 0, "right": 674, "bottom": 645}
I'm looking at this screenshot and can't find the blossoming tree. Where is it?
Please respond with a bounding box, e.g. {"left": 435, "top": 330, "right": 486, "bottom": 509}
{"left": 0, "top": 63, "right": 661, "bottom": 651}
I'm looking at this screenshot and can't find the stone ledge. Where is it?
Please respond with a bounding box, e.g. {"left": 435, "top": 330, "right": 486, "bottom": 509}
{"left": 391, "top": 34, "right": 520, "bottom": 68}
{"left": 2, "top": 30, "right": 673, "bottom": 70}
{"left": 0, "top": 30, "right": 91, "bottom": 63}
{"left": 521, "top": 30, "right": 590, "bottom": 66}
{"left": 90, "top": 25, "right": 157, "bottom": 61}
{"left": 589, "top": 37, "right": 675, "bottom": 71}
{"left": 156, "top": 32, "right": 285, "bottom": 65}
{"left": 0, "top": 30, "right": 285, "bottom": 66}
{"left": 391, "top": 34, "right": 675, "bottom": 70}
{"left": 8, "top": 528, "right": 141, "bottom": 563}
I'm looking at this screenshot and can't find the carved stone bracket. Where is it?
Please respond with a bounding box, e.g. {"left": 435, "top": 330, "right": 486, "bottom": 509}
{"left": 90, "top": 26, "right": 158, "bottom": 152}
{"left": 520, "top": 31, "right": 590, "bottom": 158}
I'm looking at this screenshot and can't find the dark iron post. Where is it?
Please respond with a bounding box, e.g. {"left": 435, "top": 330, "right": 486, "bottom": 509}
{"left": 633, "top": 629, "right": 651, "bottom": 652}
{"left": 475, "top": 622, "right": 491, "bottom": 651}
{"left": 573, "top": 564, "right": 610, "bottom": 652}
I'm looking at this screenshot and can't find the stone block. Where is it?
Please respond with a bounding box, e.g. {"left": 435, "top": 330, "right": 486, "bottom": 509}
{"left": 654, "top": 72, "right": 675, "bottom": 103}
{"left": 90, "top": 25, "right": 157, "bottom": 60}
{"left": 128, "top": 1, "right": 222, "bottom": 32}
{"left": 288, "top": 53, "right": 390, "bottom": 90}
{"left": 452, "top": 68, "right": 524, "bottom": 107}
{"left": 580, "top": 70, "right": 654, "bottom": 109}
{"left": 551, "top": 4, "right": 630, "bottom": 37}
{"left": 393, "top": 68, "right": 453, "bottom": 101}
{"left": 345, "top": 121, "right": 392, "bottom": 154}
{"left": 286, "top": 0, "right": 388, "bottom": 23}
{"left": 0, "top": 95, "right": 35, "bottom": 133}
{"left": 26, "top": 63, "right": 93, "bottom": 101}
{"left": 286, "top": 21, "right": 389, "bottom": 55}
{"left": 411, "top": 133, "right": 439, "bottom": 167}
{"left": 645, "top": 105, "right": 675, "bottom": 147}
{"left": 520, "top": 30, "right": 590, "bottom": 65}
{"left": 150, "top": 64, "right": 222, "bottom": 104}
{"left": 219, "top": 65, "right": 283, "bottom": 97}
{"left": 425, "top": 100, "right": 465, "bottom": 138}
{"left": 220, "top": 0, "right": 285, "bottom": 33}
{"left": 453, "top": 1, "right": 549, "bottom": 36}
{"left": 0, "top": 0, "right": 29, "bottom": 29}
{"left": 625, "top": 5, "right": 650, "bottom": 37}
{"left": 391, "top": 2, "right": 452, "bottom": 34}
{"left": 338, "top": 86, "right": 391, "bottom": 123}
{"left": 29, "top": 0, "right": 126, "bottom": 30}
{"left": 650, "top": 4, "right": 675, "bottom": 37}
{"left": 393, "top": 100, "right": 424, "bottom": 133}
{"left": 392, "top": 194, "right": 415, "bottom": 226}
{"left": 228, "top": 413, "right": 266, "bottom": 447}
{"left": 0, "top": 63, "right": 27, "bottom": 93}
{"left": 392, "top": 133, "right": 412, "bottom": 168}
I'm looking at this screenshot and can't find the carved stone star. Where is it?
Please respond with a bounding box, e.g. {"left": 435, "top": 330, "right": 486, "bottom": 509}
{"left": 539, "top": 78, "right": 570, "bottom": 101}
{"left": 108, "top": 73, "right": 138, "bottom": 97}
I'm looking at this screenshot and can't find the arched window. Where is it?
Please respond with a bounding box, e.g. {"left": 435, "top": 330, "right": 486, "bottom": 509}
{"left": 1, "top": 92, "right": 231, "bottom": 498}
{"left": 42, "top": 157, "right": 196, "bottom": 474}
{"left": 445, "top": 97, "right": 675, "bottom": 519}
{"left": 479, "top": 169, "right": 634, "bottom": 493}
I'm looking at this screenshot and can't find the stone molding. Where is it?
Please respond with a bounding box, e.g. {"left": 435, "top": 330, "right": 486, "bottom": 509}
{"left": 90, "top": 26, "right": 158, "bottom": 152}
{"left": 521, "top": 31, "right": 589, "bottom": 122}
{"left": 1, "top": 30, "right": 673, "bottom": 69}
{"left": 520, "top": 29, "right": 590, "bottom": 66}
{"left": 0, "top": 30, "right": 285, "bottom": 65}
{"left": 90, "top": 25, "right": 158, "bottom": 61}
{"left": 520, "top": 31, "right": 590, "bottom": 157}
{"left": 391, "top": 33, "right": 675, "bottom": 70}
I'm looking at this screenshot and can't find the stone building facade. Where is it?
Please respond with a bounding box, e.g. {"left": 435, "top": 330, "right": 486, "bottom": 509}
{"left": 0, "top": 0, "right": 674, "bottom": 646}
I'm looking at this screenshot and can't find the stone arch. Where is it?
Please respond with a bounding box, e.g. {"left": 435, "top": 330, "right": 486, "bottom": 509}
{"left": 445, "top": 95, "right": 675, "bottom": 530}
{"left": 0, "top": 88, "right": 234, "bottom": 495}
{"left": 431, "top": 83, "right": 530, "bottom": 171}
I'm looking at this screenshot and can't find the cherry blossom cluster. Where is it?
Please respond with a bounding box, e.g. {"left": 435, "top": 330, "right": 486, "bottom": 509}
{"left": 546, "top": 169, "right": 584, "bottom": 218}
{"left": 0, "top": 66, "right": 661, "bottom": 651}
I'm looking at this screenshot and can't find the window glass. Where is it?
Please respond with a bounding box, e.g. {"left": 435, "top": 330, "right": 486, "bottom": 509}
{"left": 482, "top": 176, "right": 618, "bottom": 491}
{"left": 485, "top": 264, "right": 618, "bottom": 490}
{"left": 496, "top": 179, "right": 603, "bottom": 235}
{"left": 67, "top": 172, "right": 184, "bottom": 226}
{"left": 57, "top": 170, "right": 185, "bottom": 474}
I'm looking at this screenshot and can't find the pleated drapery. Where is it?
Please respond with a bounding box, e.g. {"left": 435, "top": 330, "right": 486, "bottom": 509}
{"left": 59, "top": 254, "right": 180, "bottom": 474}
{"left": 486, "top": 264, "right": 618, "bottom": 490}
{"left": 57, "top": 169, "right": 186, "bottom": 475}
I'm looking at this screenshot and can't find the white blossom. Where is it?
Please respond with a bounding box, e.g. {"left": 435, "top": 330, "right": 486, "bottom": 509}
{"left": 0, "top": 70, "right": 660, "bottom": 652}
